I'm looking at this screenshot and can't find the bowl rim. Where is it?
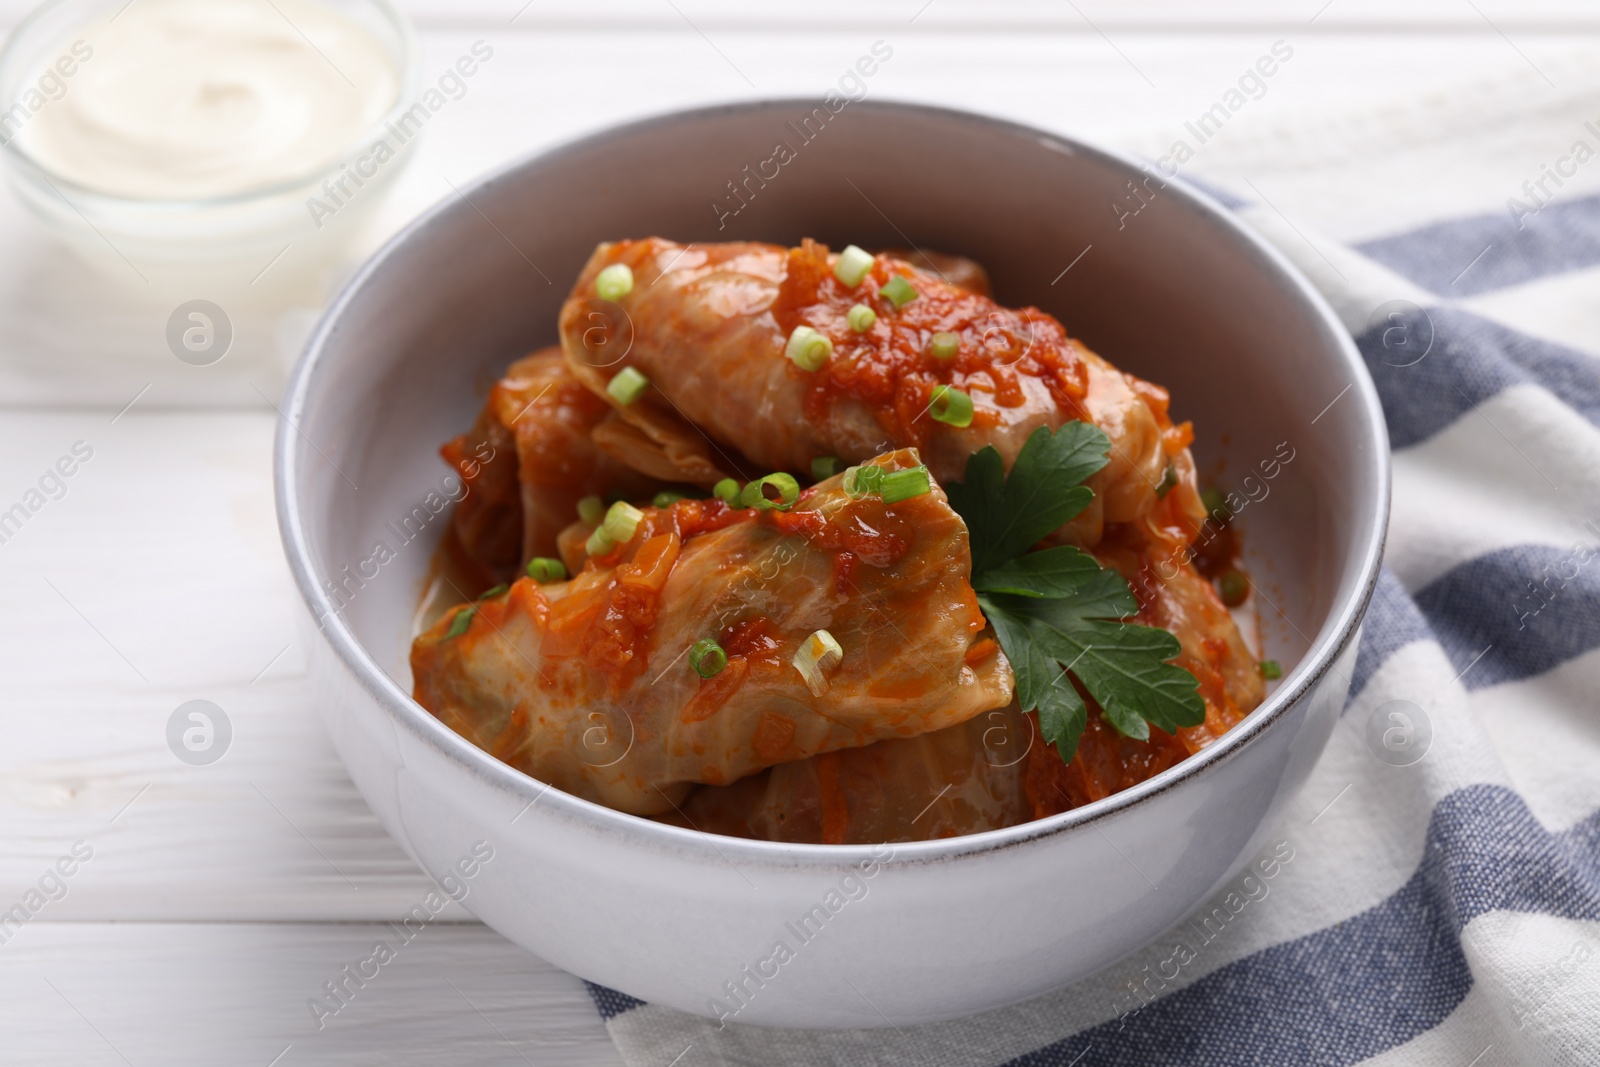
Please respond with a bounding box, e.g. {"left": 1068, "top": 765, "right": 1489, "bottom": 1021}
{"left": 275, "top": 96, "right": 1391, "bottom": 867}
{"left": 0, "top": 0, "right": 423, "bottom": 208}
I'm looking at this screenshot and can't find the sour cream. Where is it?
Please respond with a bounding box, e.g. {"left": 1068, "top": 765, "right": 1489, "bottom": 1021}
{"left": 21, "top": 0, "right": 399, "bottom": 200}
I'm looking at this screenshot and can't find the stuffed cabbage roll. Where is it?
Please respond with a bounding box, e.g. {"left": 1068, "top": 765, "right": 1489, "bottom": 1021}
{"left": 668, "top": 702, "right": 1034, "bottom": 843}
{"left": 669, "top": 536, "right": 1263, "bottom": 843}
{"left": 442, "top": 348, "right": 653, "bottom": 575}
{"left": 412, "top": 449, "right": 1012, "bottom": 815}
{"left": 557, "top": 238, "right": 1206, "bottom": 547}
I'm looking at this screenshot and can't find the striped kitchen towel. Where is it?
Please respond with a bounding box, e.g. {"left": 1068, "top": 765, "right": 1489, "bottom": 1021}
{"left": 589, "top": 63, "right": 1600, "bottom": 1067}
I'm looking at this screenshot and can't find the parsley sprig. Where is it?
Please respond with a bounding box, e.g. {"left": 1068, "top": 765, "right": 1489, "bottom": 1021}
{"left": 946, "top": 422, "right": 1205, "bottom": 763}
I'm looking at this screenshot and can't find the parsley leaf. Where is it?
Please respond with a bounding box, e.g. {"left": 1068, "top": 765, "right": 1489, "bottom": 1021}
{"left": 948, "top": 422, "right": 1205, "bottom": 763}
{"left": 971, "top": 544, "right": 1103, "bottom": 599}
{"left": 981, "top": 591, "right": 1202, "bottom": 745}
{"left": 984, "top": 596, "right": 1088, "bottom": 757}
{"left": 945, "top": 422, "right": 1111, "bottom": 573}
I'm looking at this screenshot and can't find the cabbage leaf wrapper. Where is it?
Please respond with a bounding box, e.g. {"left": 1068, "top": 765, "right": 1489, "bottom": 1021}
{"left": 668, "top": 540, "right": 1264, "bottom": 841}
{"left": 558, "top": 237, "right": 1207, "bottom": 548}
{"left": 411, "top": 448, "right": 1013, "bottom": 815}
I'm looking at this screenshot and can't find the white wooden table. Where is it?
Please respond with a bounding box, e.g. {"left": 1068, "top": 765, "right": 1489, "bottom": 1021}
{"left": 2, "top": 3, "right": 1595, "bottom": 1063}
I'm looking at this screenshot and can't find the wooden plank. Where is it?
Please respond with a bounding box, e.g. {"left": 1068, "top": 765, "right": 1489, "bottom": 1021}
{"left": 0, "top": 410, "right": 448, "bottom": 919}
{"left": 0, "top": 921, "right": 623, "bottom": 1067}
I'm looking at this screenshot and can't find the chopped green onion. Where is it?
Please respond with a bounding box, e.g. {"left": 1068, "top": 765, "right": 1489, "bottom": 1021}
{"left": 843, "top": 462, "right": 930, "bottom": 502}
{"left": 1201, "top": 489, "right": 1231, "bottom": 523}
{"left": 880, "top": 275, "right": 918, "bottom": 309}
{"left": 595, "top": 263, "right": 633, "bottom": 302}
{"left": 585, "top": 527, "right": 616, "bottom": 557}
{"left": 811, "top": 456, "right": 840, "bottom": 480}
{"left": 713, "top": 477, "right": 741, "bottom": 505}
{"left": 1258, "top": 659, "right": 1283, "bottom": 681}
{"left": 843, "top": 464, "right": 884, "bottom": 498}
{"left": 928, "top": 384, "right": 974, "bottom": 428}
{"left": 479, "top": 584, "right": 508, "bottom": 599}
{"left": 833, "top": 245, "right": 874, "bottom": 287}
{"left": 880, "top": 465, "right": 932, "bottom": 504}
{"left": 606, "top": 366, "right": 649, "bottom": 405}
{"left": 928, "top": 331, "right": 960, "bottom": 360}
{"left": 444, "top": 605, "right": 477, "bottom": 639}
{"left": 785, "top": 325, "right": 833, "bottom": 372}
{"left": 526, "top": 557, "right": 567, "bottom": 583}
{"left": 741, "top": 472, "right": 800, "bottom": 511}
{"left": 1218, "top": 569, "right": 1250, "bottom": 607}
{"left": 653, "top": 490, "right": 686, "bottom": 509}
{"left": 602, "top": 500, "right": 643, "bottom": 542}
{"left": 1155, "top": 463, "right": 1178, "bottom": 498}
{"left": 847, "top": 303, "right": 877, "bottom": 332}
{"left": 577, "top": 495, "right": 605, "bottom": 526}
{"left": 689, "top": 637, "right": 727, "bottom": 679}
{"left": 792, "top": 629, "right": 844, "bottom": 696}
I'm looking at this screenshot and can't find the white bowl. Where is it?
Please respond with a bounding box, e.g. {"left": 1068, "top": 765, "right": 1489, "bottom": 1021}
{"left": 274, "top": 100, "right": 1389, "bottom": 1028}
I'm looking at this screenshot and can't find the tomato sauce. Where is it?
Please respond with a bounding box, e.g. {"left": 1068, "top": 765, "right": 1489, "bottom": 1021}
{"left": 813, "top": 750, "right": 850, "bottom": 845}
{"left": 681, "top": 617, "right": 784, "bottom": 724}
{"left": 771, "top": 240, "right": 1091, "bottom": 450}
{"left": 1022, "top": 655, "right": 1247, "bottom": 815}
{"left": 767, "top": 494, "right": 913, "bottom": 568}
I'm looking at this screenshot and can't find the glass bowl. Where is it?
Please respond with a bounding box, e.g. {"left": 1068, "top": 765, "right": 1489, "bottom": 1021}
{"left": 0, "top": 0, "right": 422, "bottom": 289}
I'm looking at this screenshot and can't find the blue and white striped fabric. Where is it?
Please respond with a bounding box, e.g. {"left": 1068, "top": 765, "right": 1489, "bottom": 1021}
{"left": 586, "top": 105, "right": 1600, "bottom": 1067}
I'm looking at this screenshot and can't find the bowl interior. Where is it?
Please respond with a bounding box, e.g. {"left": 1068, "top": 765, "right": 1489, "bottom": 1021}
{"left": 287, "top": 100, "right": 1385, "bottom": 822}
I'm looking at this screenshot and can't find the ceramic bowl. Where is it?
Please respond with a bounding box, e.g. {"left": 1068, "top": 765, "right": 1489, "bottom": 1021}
{"left": 274, "top": 99, "right": 1389, "bottom": 1028}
